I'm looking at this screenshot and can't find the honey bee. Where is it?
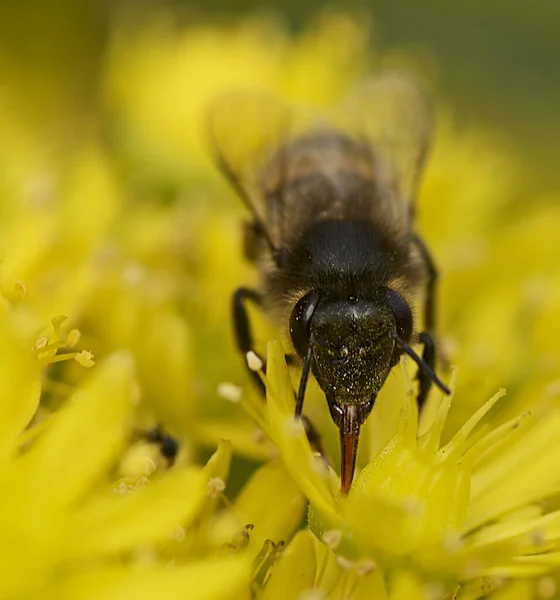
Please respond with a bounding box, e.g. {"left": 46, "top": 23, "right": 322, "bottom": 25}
{"left": 208, "top": 72, "right": 450, "bottom": 493}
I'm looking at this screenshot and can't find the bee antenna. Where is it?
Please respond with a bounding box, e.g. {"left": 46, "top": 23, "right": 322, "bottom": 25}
{"left": 294, "top": 334, "right": 316, "bottom": 419}
{"left": 390, "top": 331, "right": 450, "bottom": 395}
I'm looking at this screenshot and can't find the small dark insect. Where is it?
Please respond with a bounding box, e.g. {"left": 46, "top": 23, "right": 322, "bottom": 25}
{"left": 208, "top": 72, "right": 450, "bottom": 494}
{"left": 143, "top": 425, "right": 180, "bottom": 466}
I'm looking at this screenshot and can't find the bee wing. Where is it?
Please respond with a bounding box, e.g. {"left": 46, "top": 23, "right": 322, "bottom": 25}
{"left": 341, "top": 70, "right": 434, "bottom": 224}
{"left": 208, "top": 75, "right": 433, "bottom": 246}
{"left": 207, "top": 92, "right": 293, "bottom": 251}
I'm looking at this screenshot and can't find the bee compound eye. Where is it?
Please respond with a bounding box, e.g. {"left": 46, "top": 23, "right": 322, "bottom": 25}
{"left": 289, "top": 291, "right": 319, "bottom": 357}
{"left": 384, "top": 288, "right": 413, "bottom": 342}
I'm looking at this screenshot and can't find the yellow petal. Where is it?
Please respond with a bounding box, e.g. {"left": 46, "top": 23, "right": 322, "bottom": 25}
{"left": 260, "top": 530, "right": 317, "bottom": 600}
{"left": 388, "top": 571, "right": 427, "bottom": 600}
{"left": 42, "top": 558, "right": 250, "bottom": 600}
{"left": 235, "top": 459, "right": 307, "bottom": 557}
{"left": 58, "top": 146, "right": 120, "bottom": 255}
{"left": 199, "top": 440, "right": 233, "bottom": 526}
{"left": 312, "top": 533, "right": 341, "bottom": 592}
{"left": 0, "top": 312, "right": 41, "bottom": 466}
{"left": 203, "top": 438, "right": 233, "bottom": 483}
{"left": 325, "top": 566, "right": 387, "bottom": 600}
{"left": 66, "top": 466, "right": 206, "bottom": 558}
{"left": 194, "top": 418, "right": 275, "bottom": 462}
{"left": 457, "top": 577, "right": 518, "bottom": 600}
{"left": 487, "top": 579, "right": 534, "bottom": 600}
{"left": 136, "top": 310, "right": 194, "bottom": 428}
{"left": 265, "top": 340, "right": 339, "bottom": 523}
{"left": 14, "top": 352, "right": 134, "bottom": 510}
{"left": 346, "top": 438, "right": 470, "bottom": 561}
{"left": 469, "top": 406, "right": 560, "bottom": 529}
{"left": 351, "top": 570, "right": 389, "bottom": 600}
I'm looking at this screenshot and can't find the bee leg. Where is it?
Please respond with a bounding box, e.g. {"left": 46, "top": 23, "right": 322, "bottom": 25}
{"left": 300, "top": 415, "right": 327, "bottom": 456}
{"left": 416, "top": 332, "right": 435, "bottom": 408}
{"left": 232, "top": 287, "right": 300, "bottom": 394}
{"left": 412, "top": 234, "right": 437, "bottom": 331}
{"left": 294, "top": 345, "right": 327, "bottom": 456}
{"left": 285, "top": 354, "right": 296, "bottom": 365}
{"left": 232, "top": 287, "right": 267, "bottom": 395}
{"left": 412, "top": 234, "right": 439, "bottom": 409}
{"left": 232, "top": 287, "right": 326, "bottom": 455}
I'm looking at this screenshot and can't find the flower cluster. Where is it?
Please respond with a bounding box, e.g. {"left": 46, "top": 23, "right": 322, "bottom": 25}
{"left": 0, "top": 9, "right": 559, "bottom": 600}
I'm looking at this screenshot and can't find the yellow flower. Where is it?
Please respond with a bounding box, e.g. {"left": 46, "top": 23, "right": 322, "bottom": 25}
{"left": 104, "top": 12, "right": 370, "bottom": 181}
{"left": 251, "top": 340, "right": 560, "bottom": 598}
{"left": 99, "top": 12, "right": 560, "bottom": 596}
{"left": 1, "top": 7, "right": 560, "bottom": 599}
{"left": 0, "top": 303, "right": 250, "bottom": 599}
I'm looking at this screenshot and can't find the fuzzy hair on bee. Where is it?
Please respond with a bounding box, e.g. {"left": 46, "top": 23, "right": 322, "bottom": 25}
{"left": 208, "top": 71, "right": 450, "bottom": 494}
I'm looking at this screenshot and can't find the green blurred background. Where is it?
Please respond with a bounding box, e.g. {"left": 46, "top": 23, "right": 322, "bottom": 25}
{"left": 1, "top": 0, "right": 558, "bottom": 195}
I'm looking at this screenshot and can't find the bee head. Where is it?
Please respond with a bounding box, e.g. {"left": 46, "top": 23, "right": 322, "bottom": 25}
{"left": 289, "top": 288, "right": 412, "bottom": 400}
